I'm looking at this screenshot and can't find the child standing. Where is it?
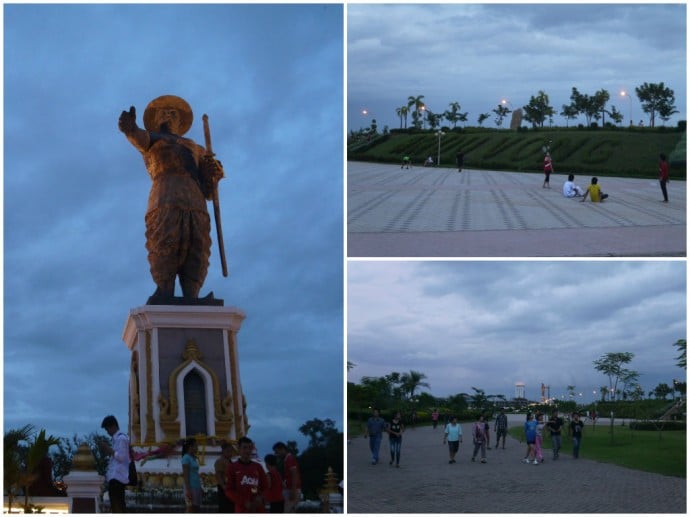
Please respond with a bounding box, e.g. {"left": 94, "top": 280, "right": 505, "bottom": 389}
{"left": 523, "top": 413, "right": 538, "bottom": 464}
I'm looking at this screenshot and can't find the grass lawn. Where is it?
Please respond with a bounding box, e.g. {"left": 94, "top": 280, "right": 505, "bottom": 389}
{"left": 508, "top": 423, "right": 686, "bottom": 478}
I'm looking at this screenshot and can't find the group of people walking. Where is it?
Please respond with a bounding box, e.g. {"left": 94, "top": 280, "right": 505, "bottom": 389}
{"left": 100, "top": 414, "right": 301, "bottom": 513}
{"left": 363, "top": 408, "right": 587, "bottom": 469}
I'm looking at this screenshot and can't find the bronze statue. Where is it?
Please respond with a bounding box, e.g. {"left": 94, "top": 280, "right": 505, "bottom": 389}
{"left": 119, "top": 95, "right": 226, "bottom": 303}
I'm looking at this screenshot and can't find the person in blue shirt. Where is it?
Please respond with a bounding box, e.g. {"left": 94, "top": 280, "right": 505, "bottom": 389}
{"left": 443, "top": 416, "right": 463, "bottom": 464}
{"left": 363, "top": 408, "right": 386, "bottom": 465}
{"left": 181, "top": 438, "right": 202, "bottom": 512}
{"left": 523, "top": 413, "right": 538, "bottom": 464}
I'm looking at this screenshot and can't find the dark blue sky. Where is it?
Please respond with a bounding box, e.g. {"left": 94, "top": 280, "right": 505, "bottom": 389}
{"left": 4, "top": 3, "right": 343, "bottom": 456}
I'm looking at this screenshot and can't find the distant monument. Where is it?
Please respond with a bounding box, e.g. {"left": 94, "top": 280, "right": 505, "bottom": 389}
{"left": 509, "top": 108, "right": 523, "bottom": 130}
{"left": 118, "top": 95, "right": 228, "bottom": 305}
{"left": 515, "top": 382, "right": 525, "bottom": 399}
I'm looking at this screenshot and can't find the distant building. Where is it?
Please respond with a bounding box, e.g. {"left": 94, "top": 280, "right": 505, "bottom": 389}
{"left": 515, "top": 382, "right": 525, "bottom": 399}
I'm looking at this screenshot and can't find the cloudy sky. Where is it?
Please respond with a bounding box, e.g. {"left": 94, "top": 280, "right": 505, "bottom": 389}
{"left": 4, "top": 4, "right": 343, "bottom": 456}
{"left": 348, "top": 3, "right": 686, "bottom": 132}
{"left": 348, "top": 261, "right": 686, "bottom": 403}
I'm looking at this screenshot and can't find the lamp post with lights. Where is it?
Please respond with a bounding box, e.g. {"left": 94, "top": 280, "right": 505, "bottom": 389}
{"left": 620, "top": 90, "right": 633, "bottom": 127}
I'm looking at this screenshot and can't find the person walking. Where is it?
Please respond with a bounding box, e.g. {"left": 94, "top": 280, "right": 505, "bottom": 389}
{"left": 523, "top": 413, "right": 538, "bottom": 464}
{"left": 99, "top": 415, "right": 130, "bottom": 513}
{"left": 494, "top": 409, "right": 508, "bottom": 449}
{"left": 543, "top": 152, "right": 553, "bottom": 188}
{"left": 363, "top": 408, "right": 386, "bottom": 465}
{"left": 387, "top": 411, "right": 404, "bottom": 467}
{"left": 471, "top": 415, "right": 487, "bottom": 463}
{"left": 456, "top": 150, "right": 464, "bottom": 172}
{"left": 483, "top": 412, "right": 492, "bottom": 450}
{"left": 443, "top": 416, "right": 463, "bottom": 464}
{"left": 181, "top": 438, "right": 202, "bottom": 512}
{"left": 546, "top": 411, "right": 563, "bottom": 460}
{"left": 659, "top": 153, "right": 670, "bottom": 202}
{"left": 570, "top": 412, "right": 584, "bottom": 459}
{"left": 431, "top": 409, "right": 440, "bottom": 429}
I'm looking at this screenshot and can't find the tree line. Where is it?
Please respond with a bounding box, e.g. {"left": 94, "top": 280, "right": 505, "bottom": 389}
{"left": 387, "top": 82, "right": 678, "bottom": 132}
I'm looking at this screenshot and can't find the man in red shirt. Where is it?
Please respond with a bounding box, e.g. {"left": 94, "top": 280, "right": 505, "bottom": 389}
{"left": 659, "top": 153, "right": 670, "bottom": 202}
{"left": 273, "top": 441, "right": 302, "bottom": 512}
{"left": 225, "top": 437, "right": 268, "bottom": 512}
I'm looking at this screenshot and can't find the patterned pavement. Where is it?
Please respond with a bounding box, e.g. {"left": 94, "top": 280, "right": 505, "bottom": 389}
{"left": 346, "top": 420, "right": 686, "bottom": 513}
{"left": 347, "top": 162, "right": 686, "bottom": 257}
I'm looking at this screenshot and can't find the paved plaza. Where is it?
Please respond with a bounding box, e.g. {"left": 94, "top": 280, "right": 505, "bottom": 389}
{"left": 347, "top": 419, "right": 686, "bottom": 513}
{"left": 347, "top": 162, "right": 686, "bottom": 257}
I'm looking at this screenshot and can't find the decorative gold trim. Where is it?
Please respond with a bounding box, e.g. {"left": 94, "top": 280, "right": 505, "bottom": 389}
{"left": 158, "top": 339, "right": 235, "bottom": 439}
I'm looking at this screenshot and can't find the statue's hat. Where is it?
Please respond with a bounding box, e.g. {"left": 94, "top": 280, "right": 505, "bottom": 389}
{"left": 143, "top": 95, "right": 193, "bottom": 135}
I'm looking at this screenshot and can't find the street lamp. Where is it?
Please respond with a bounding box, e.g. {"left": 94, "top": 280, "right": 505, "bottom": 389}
{"left": 620, "top": 90, "right": 632, "bottom": 126}
{"left": 435, "top": 129, "right": 444, "bottom": 167}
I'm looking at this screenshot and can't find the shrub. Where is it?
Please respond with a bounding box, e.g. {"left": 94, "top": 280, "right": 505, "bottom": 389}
{"left": 629, "top": 421, "right": 686, "bottom": 431}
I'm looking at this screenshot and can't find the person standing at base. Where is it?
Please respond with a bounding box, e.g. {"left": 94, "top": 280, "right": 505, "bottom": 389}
{"left": 581, "top": 177, "right": 609, "bottom": 202}
{"left": 272, "top": 442, "right": 302, "bottom": 512}
{"left": 99, "top": 415, "right": 130, "bottom": 513}
{"left": 387, "top": 411, "right": 404, "bottom": 468}
{"left": 263, "top": 454, "right": 285, "bottom": 513}
{"left": 363, "top": 408, "right": 386, "bottom": 465}
{"left": 443, "top": 416, "right": 463, "bottom": 464}
{"left": 215, "top": 441, "right": 235, "bottom": 513}
{"left": 659, "top": 153, "right": 670, "bottom": 202}
{"left": 547, "top": 411, "right": 563, "bottom": 460}
{"left": 226, "top": 437, "right": 268, "bottom": 513}
{"left": 181, "top": 438, "right": 202, "bottom": 512}
{"left": 401, "top": 155, "right": 411, "bottom": 169}
{"left": 570, "top": 412, "right": 584, "bottom": 459}
{"left": 471, "top": 415, "right": 487, "bottom": 463}
{"left": 543, "top": 152, "right": 553, "bottom": 188}
{"left": 494, "top": 409, "right": 508, "bottom": 449}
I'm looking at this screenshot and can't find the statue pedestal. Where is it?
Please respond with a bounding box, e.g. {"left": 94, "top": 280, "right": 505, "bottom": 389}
{"left": 122, "top": 305, "right": 248, "bottom": 447}
{"left": 63, "top": 471, "right": 102, "bottom": 512}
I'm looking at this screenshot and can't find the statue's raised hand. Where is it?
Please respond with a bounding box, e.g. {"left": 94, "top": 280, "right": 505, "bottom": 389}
{"left": 118, "top": 106, "right": 137, "bottom": 135}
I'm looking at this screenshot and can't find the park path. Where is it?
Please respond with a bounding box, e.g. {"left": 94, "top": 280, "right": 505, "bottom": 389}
{"left": 346, "top": 420, "right": 686, "bottom": 513}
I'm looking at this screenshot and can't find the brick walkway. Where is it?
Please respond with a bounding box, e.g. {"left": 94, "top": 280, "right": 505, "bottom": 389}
{"left": 347, "top": 162, "right": 686, "bottom": 257}
{"left": 346, "top": 421, "right": 686, "bottom": 513}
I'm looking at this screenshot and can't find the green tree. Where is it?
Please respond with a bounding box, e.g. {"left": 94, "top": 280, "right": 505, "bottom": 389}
{"left": 470, "top": 387, "right": 488, "bottom": 409}
{"left": 445, "top": 102, "right": 468, "bottom": 129}
{"left": 569, "top": 87, "right": 599, "bottom": 126}
{"left": 593, "top": 89, "right": 611, "bottom": 125}
{"left": 673, "top": 339, "right": 686, "bottom": 369}
{"left": 400, "top": 370, "right": 430, "bottom": 400}
{"left": 560, "top": 104, "right": 579, "bottom": 127}
{"left": 608, "top": 105, "right": 624, "bottom": 126}
{"left": 407, "top": 95, "right": 425, "bottom": 130}
{"left": 522, "top": 91, "right": 554, "bottom": 128}
{"left": 652, "top": 382, "right": 674, "bottom": 400}
{"left": 297, "top": 418, "right": 343, "bottom": 500}
{"left": 477, "top": 113, "right": 490, "bottom": 127}
{"left": 593, "top": 352, "right": 635, "bottom": 401}
{"left": 395, "top": 106, "right": 409, "bottom": 129}
{"left": 4, "top": 424, "right": 35, "bottom": 513}
{"left": 492, "top": 104, "right": 511, "bottom": 127}
{"left": 635, "top": 82, "right": 677, "bottom": 128}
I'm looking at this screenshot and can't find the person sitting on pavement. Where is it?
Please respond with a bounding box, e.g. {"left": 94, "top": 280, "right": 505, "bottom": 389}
{"left": 423, "top": 156, "right": 434, "bottom": 167}
{"left": 563, "top": 174, "right": 584, "bottom": 197}
{"left": 581, "top": 176, "right": 609, "bottom": 202}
